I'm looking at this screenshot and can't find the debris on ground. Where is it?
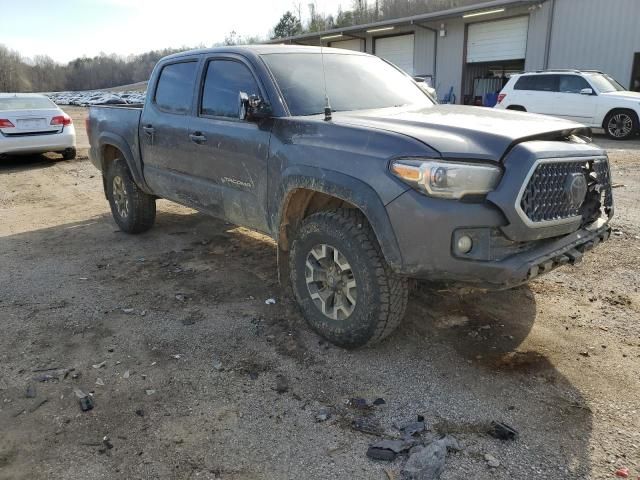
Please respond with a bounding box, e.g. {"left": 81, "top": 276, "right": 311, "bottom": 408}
{"left": 373, "top": 398, "right": 386, "bottom": 406}
{"left": 398, "top": 416, "right": 427, "bottom": 437}
{"left": 384, "top": 467, "right": 398, "bottom": 480}
{"left": 484, "top": 453, "right": 500, "bottom": 468}
{"left": 123, "top": 370, "right": 130, "bottom": 379}
{"left": 102, "top": 436, "right": 114, "bottom": 450}
{"left": 95, "top": 378, "right": 105, "bottom": 386}
{"left": 352, "top": 417, "right": 382, "bottom": 436}
{"left": 212, "top": 357, "right": 223, "bottom": 371}
{"left": 32, "top": 366, "right": 64, "bottom": 373}
{"left": 74, "top": 389, "right": 94, "bottom": 411}
{"left": 146, "top": 389, "right": 156, "bottom": 396}
{"left": 274, "top": 374, "right": 289, "bottom": 393}
{"left": 366, "top": 439, "right": 414, "bottom": 461}
{"left": 25, "top": 384, "right": 36, "bottom": 398}
{"left": 122, "top": 308, "right": 134, "bottom": 314}
{"left": 135, "top": 408, "right": 144, "bottom": 417}
{"left": 92, "top": 361, "right": 106, "bottom": 369}
{"left": 614, "top": 467, "right": 629, "bottom": 478}
{"left": 401, "top": 435, "right": 460, "bottom": 479}
{"left": 487, "top": 421, "right": 518, "bottom": 441}
{"left": 315, "top": 407, "right": 332, "bottom": 422}
{"left": 349, "top": 397, "right": 371, "bottom": 410}
{"left": 265, "top": 298, "right": 276, "bottom": 305}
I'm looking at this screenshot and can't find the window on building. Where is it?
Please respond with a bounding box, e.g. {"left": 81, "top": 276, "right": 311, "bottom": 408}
{"left": 154, "top": 61, "right": 198, "bottom": 114}
{"left": 201, "top": 60, "right": 260, "bottom": 118}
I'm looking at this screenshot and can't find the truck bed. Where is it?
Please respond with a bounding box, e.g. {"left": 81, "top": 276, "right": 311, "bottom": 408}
{"left": 87, "top": 104, "right": 143, "bottom": 172}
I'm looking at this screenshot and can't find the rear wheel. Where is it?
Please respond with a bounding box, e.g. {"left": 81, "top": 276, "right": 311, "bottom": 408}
{"left": 604, "top": 110, "right": 638, "bottom": 140}
{"left": 289, "top": 209, "right": 408, "bottom": 348}
{"left": 62, "top": 147, "right": 76, "bottom": 160}
{"left": 106, "top": 159, "right": 156, "bottom": 233}
{"left": 507, "top": 105, "right": 527, "bottom": 112}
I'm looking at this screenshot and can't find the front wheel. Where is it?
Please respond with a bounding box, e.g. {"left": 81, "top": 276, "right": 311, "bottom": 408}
{"left": 289, "top": 209, "right": 408, "bottom": 348}
{"left": 106, "top": 159, "right": 156, "bottom": 233}
{"left": 604, "top": 110, "right": 638, "bottom": 140}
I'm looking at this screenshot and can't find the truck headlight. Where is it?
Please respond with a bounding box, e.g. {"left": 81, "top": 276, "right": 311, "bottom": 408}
{"left": 390, "top": 158, "right": 502, "bottom": 199}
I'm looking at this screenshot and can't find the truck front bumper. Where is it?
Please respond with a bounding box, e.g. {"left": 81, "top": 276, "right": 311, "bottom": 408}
{"left": 385, "top": 188, "right": 611, "bottom": 289}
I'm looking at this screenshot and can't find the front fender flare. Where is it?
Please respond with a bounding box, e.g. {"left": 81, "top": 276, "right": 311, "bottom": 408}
{"left": 274, "top": 166, "right": 404, "bottom": 272}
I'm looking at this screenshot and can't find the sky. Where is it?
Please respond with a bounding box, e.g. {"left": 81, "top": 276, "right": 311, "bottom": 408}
{"left": 0, "top": 0, "right": 350, "bottom": 63}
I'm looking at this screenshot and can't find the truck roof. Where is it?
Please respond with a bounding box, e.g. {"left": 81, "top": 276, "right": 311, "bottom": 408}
{"left": 162, "top": 44, "right": 369, "bottom": 61}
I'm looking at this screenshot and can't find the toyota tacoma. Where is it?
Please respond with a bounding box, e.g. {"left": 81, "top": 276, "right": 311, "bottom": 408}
{"left": 87, "top": 46, "right": 613, "bottom": 348}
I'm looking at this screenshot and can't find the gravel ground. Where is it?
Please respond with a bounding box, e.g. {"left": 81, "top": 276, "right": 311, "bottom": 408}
{"left": 0, "top": 109, "right": 638, "bottom": 479}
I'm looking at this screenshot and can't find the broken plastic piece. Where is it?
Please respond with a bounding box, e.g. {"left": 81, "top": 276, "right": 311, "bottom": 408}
{"left": 487, "top": 421, "right": 518, "bottom": 441}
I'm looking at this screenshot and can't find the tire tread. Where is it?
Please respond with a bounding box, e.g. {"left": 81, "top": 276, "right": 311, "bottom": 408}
{"left": 293, "top": 208, "right": 408, "bottom": 347}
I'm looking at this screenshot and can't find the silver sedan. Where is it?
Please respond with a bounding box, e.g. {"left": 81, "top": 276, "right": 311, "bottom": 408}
{"left": 0, "top": 93, "right": 76, "bottom": 159}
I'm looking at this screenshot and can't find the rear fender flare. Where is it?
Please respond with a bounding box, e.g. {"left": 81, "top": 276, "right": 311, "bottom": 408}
{"left": 98, "top": 132, "right": 151, "bottom": 194}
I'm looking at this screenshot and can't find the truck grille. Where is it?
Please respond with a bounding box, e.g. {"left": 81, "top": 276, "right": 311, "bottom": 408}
{"left": 520, "top": 157, "right": 612, "bottom": 224}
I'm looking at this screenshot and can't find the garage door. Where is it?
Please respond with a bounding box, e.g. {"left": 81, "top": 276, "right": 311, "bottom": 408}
{"left": 329, "top": 38, "right": 363, "bottom": 51}
{"left": 375, "top": 34, "right": 415, "bottom": 74}
{"left": 467, "top": 16, "right": 529, "bottom": 63}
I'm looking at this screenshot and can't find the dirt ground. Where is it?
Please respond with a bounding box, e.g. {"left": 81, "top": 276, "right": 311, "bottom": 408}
{"left": 1, "top": 106, "right": 639, "bottom": 480}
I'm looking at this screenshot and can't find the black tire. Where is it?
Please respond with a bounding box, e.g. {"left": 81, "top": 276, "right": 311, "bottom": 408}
{"left": 289, "top": 209, "right": 408, "bottom": 348}
{"left": 603, "top": 109, "right": 638, "bottom": 140}
{"left": 62, "top": 147, "right": 76, "bottom": 160}
{"left": 507, "top": 105, "right": 527, "bottom": 112}
{"left": 106, "top": 159, "right": 156, "bottom": 234}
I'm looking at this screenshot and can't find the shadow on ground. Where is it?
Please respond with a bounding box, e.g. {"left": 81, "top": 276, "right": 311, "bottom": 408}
{"left": 0, "top": 152, "right": 80, "bottom": 173}
{"left": 0, "top": 209, "right": 593, "bottom": 479}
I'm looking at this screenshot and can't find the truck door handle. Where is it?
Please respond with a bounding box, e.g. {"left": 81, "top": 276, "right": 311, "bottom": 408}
{"left": 189, "top": 132, "right": 207, "bottom": 144}
{"left": 142, "top": 125, "right": 155, "bottom": 135}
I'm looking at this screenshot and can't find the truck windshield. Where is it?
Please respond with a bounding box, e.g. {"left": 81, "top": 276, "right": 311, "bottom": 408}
{"left": 261, "top": 52, "right": 433, "bottom": 116}
{"left": 585, "top": 73, "right": 626, "bottom": 93}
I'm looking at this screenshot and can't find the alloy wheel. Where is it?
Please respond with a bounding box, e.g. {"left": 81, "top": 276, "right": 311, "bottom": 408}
{"left": 112, "top": 175, "right": 129, "bottom": 218}
{"left": 608, "top": 113, "right": 633, "bottom": 138}
{"left": 305, "top": 244, "right": 357, "bottom": 320}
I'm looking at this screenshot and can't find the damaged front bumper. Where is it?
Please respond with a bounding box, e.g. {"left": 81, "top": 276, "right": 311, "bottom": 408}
{"left": 386, "top": 184, "right": 612, "bottom": 290}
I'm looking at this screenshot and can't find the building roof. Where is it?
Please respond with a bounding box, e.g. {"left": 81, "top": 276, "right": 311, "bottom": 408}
{"left": 266, "top": 0, "right": 543, "bottom": 44}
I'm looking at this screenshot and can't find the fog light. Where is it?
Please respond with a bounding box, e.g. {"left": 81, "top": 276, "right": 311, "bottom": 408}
{"left": 457, "top": 235, "right": 473, "bottom": 254}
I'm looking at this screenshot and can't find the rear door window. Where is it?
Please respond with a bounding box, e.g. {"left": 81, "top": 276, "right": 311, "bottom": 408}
{"left": 558, "top": 75, "right": 591, "bottom": 93}
{"left": 514, "top": 75, "right": 559, "bottom": 92}
{"left": 200, "top": 60, "right": 260, "bottom": 118}
{"left": 154, "top": 61, "right": 198, "bottom": 114}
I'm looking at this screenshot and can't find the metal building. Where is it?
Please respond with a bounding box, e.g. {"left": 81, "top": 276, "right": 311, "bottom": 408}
{"left": 267, "top": 0, "right": 640, "bottom": 104}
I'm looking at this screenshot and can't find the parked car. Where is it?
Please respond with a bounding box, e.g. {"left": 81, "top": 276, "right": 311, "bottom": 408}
{"left": 87, "top": 46, "right": 613, "bottom": 348}
{"left": 495, "top": 70, "right": 640, "bottom": 140}
{"left": 0, "top": 93, "right": 76, "bottom": 159}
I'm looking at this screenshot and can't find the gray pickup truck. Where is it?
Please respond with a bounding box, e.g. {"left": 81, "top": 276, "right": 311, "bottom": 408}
{"left": 88, "top": 45, "right": 613, "bottom": 348}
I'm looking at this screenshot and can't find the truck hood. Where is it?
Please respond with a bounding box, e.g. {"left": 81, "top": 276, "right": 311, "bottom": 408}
{"left": 333, "top": 105, "right": 586, "bottom": 161}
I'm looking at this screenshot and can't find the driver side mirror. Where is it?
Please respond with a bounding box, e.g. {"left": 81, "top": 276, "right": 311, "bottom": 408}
{"left": 239, "top": 91, "right": 271, "bottom": 120}
{"left": 580, "top": 88, "right": 594, "bottom": 95}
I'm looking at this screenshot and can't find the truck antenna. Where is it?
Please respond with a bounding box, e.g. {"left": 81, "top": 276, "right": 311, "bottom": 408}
{"left": 320, "top": 40, "right": 332, "bottom": 121}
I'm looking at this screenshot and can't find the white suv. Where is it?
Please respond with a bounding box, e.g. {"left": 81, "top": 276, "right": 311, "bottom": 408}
{"left": 495, "top": 70, "right": 640, "bottom": 140}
